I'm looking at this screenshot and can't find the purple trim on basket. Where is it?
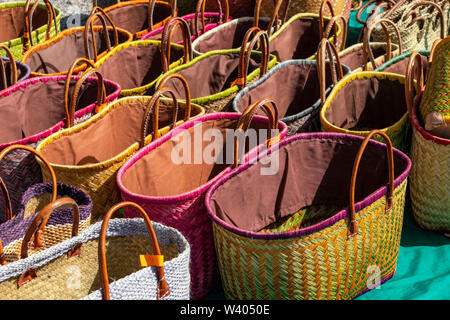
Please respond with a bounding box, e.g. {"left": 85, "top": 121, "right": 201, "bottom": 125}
{"left": 117, "top": 112, "right": 288, "bottom": 204}
{"left": 0, "top": 75, "right": 121, "bottom": 149}
{"left": 205, "top": 132, "right": 412, "bottom": 240}
{"left": 141, "top": 12, "right": 232, "bottom": 41}
{"left": 354, "top": 270, "right": 396, "bottom": 299}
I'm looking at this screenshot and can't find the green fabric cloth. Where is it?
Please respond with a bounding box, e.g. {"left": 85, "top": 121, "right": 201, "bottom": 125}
{"left": 357, "top": 196, "right": 450, "bottom": 300}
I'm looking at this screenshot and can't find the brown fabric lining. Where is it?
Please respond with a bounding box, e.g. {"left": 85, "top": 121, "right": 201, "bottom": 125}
{"left": 0, "top": 6, "right": 49, "bottom": 43}
{"left": 95, "top": 4, "right": 171, "bottom": 35}
{"left": 26, "top": 28, "right": 130, "bottom": 74}
{"left": 269, "top": 18, "right": 323, "bottom": 62}
{"left": 382, "top": 54, "right": 428, "bottom": 75}
{"left": 340, "top": 47, "right": 387, "bottom": 71}
{"left": 210, "top": 138, "right": 408, "bottom": 232}
{"left": 0, "top": 58, "right": 27, "bottom": 87}
{"left": 325, "top": 78, "right": 406, "bottom": 130}
{"left": 235, "top": 62, "right": 339, "bottom": 119}
{"left": 163, "top": 53, "right": 261, "bottom": 99}
{"left": 121, "top": 118, "right": 272, "bottom": 197}
{"left": 95, "top": 43, "right": 184, "bottom": 91}
{"left": 145, "top": 17, "right": 219, "bottom": 42}
{"left": 39, "top": 100, "right": 198, "bottom": 165}
{"left": 0, "top": 79, "right": 116, "bottom": 144}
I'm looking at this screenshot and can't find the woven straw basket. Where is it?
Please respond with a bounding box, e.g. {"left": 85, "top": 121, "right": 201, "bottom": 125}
{"left": 205, "top": 131, "right": 411, "bottom": 300}
{"left": 0, "top": 202, "right": 190, "bottom": 300}
{"left": 0, "top": 1, "right": 61, "bottom": 60}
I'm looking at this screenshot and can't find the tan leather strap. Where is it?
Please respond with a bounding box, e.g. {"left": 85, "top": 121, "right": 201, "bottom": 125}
{"left": 23, "top": 0, "right": 58, "bottom": 52}
{"left": 140, "top": 86, "right": 179, "bottom": 148}
{"left": 405, "top": 51, "right": 425, "bottom": 116}
{"left": 402, "top": 1, "right": 445, "bottom": 41}
{"left": 355, "top": 0, "right": 396, "bottom": 25}
{"left": 323, "top": 15, "right": 348, "bottom": 52}
{"left": 348, "top": 130, "right": 394, "bottom": 238}
{"left": 70, "top": 69, "right": 107, "bottom": 127}
{"left": 194, "top": 0, "right": 229, "bottom": 37}
{"left": 0, "top": 45, "right": 18, "bottom": 90}
{"left": 317, "top": 38, "right": 344, "bottom": 105}
{"left": 254, "top": 0, "right": 287, "bottom": 37}
{"left": 161, "top": 17, "right": 193, "bottom": 73}
{"left": 363, "top": 18, "right": 402, "bottom": 71}
{"left": 319, "top": 0, "right": 337, "bottom": 44}
{"left": 99, "top": 202, "right": 170, "bottom": 300}
{"left": 232, "top": 28, "right": 269, "bottom": 89}
{"left": 0, "top": 177, "right": 12, "bottom": 222}
{"left": 157, "top": 73, "right": 192, "bottom": 122}
{"left": 64, "top": 58, "right": 97, "bottom": 128}
{"left": 148, "top": 0, "right": 178, "bottom": 32}
{"left": 233, "top": 98, "right": 280, "bottom": 168}
{"left": 85, "top": 7, "right": 119, "bottom": 62}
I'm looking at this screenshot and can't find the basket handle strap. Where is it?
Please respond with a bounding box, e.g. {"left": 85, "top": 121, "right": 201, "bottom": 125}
{"left": 254, "top": 0, "right": 288, "bottom": 37}
{"left": 317, "top": 38, "right": 344, "bottom": 105}
{"left": 157, "top": 73, "right": 192, "bottom": 122}
{"left": 70, "top": 69, "right": 107, "bottom": 127}
{"left": 85, "top": 7, "right": 119, "bottom": 62}
{"left": 140, "top": 86, "right": 180, "bottom": 148}
{"left": 405, "top": 51, "right": 425, "bottom": 117}
{"left": 99, "top": 202, "right": 170, "bottom": 300}
{"left": 231, "top": 27, "right": 269, "bottom": 89}
{"left": 233, "top": 98, "right": 280, "bottom": 169}
{"left": 23, "top": 0, "right": 59, "bottom": 52}
{"left": 148, "top": 0, "right": 178, "bottom": 32}
{"left": 0, "top": 45, "right": 18, "bottom": 90}
{"left": 194, "top": 0, "right": 229, "bottom": 37}
{"left": 322, "top": 15, "right": 348, "bottom": 52}
{"left": 348, "top": 130, "right": 394, "bottom": 238}
{"left": 17, "top": 198, "right": 81, "bottom": 286}
{"left": 161, "top": 17, "right": 193, "bottom": 73}
{"left": 402, "top": 1, "right": 445, "bottom": 42}
{"left": 362, "top": 18, "right": 402, "bottom": 71}
{"left": 319, "top": 0, "right": 338, "bottom": 44}
{"left": 0, "top": 177, "right": 12, "bottom": 223}
{"left": 355, "top": 0, "right": 396, "bottom": 25}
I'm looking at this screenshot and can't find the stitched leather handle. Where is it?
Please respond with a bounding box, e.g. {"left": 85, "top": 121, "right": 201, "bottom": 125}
{"left": 405, "top": 51, "right": 425, "bottom": 117}
{"left": 231, "top": 27, "right": 269, "bottom": 89}
{"left": 254, "top": 0, "right": 288, "bottom": 37}
{"left": 23, "top": 0, "right": 58, "bottom": 52}
{"left": 99, "top": 202, "right": 170, "bottom": 300}
{"left": 161, "top": 17, "right": 193, "bottom": 73}
{"left": 233, "top": 98, "right": 280, "bottom": 168}
{"left": 140, "top": 86, "right": 180, "bottom": 148}
{"left": 85, "top": 7, "right": 119, "bottom": 62}
{"left": 0, "top": 177, "right": 12, "bottom": 224}
{"left": 319, "top": 0, "right": 337, "bottom": 44}
{"left": 402, "top": 1, "right": 445, "bottom": 41}
{"left": 194, "top": 0, "right": 229, "bottom": 37}
{"left": 362, "top": 18, "right": 402, "bottom": 71}
{"left": 69, "top": 68, "right": 107, "bottom": 127}
{"left": 317, "top": 38, "right": 344, "bottom": 105}
{"left": 348, "top": 130, "right": 394, "bottom": 238}
{"left": 322, "top": 15, "right": 348, "bottom": 52}
{"left": 148, "top": 0, "right": 178, "bottom": 32}
{"left": 0, "top": 45, "right": 18, "bottom": 90}
{"left": 355, "top": 0, "right": 396, "bottom": 25}
{"left": 157, "top": 73, "right": 192, "bottom": 121}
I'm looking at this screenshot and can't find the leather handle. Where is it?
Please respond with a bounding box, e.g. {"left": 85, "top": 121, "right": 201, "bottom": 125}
{"left": 323, "top": 15, "right": 348, "bottom": 52}
{"left": 23, "top": 0, "right": 58, "bottom": 52}
{"left": 161, "top": 17, "right": 193, "bottom": 73}
{"left": 0, "top": 45, "right": 18, "bottom": 90}
{"left": 355, "top": 0, "right": 396, "bottom": 25}
{"left": 232, "top": 27, "right": 269, "bottom": 89}
{"left": 405, "top": 51, "right": 425, "bottom": 117}
{"left": 317, "top": 38, "right": 344, "bottom": 104}
{"left": 233, "top": 98, "right": 280, "bottom": 168}
{"left": 363, "top": 18, "right": 403, "bottom": 71}
{"left": 140, "top": 86, "right": 179, "bottom": 148}
{"left": 194, "top": 0, "right": 229, "bottom": 37}
{"left": 148, "top": 0, "right": 178, "bottom": 32}
{"left": 85, "top": 7, "right": 119, "bottom": 62}
{"left": 348, "top": 130, "right": 394, "bottom": 238}
{"left": 0, "top": 177, "right": 12, "bottom": 222}
{"left": 64, "top": 58, "right": 97, "bottom": 128}
{"left": 402, "top": 1, "right": 445, "bottom": 41}
{"left": 157, "top": 73, "right": 192, "bottom": 122}
{"left": 70, "top": 68, "right": 107, "bottom": 127}
{"left": 319, "top": 0, "right": 337, "bottom": 44}
{"left": 99, "top": 202, "right": 170, "bottom": 300}
{"left": 254, "top": 0, "right": 288, "bottom": 37}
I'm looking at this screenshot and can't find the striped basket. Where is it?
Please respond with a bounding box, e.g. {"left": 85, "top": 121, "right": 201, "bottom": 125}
{"left": 0, "top": 72, "right": 120, "bottom": 224}
{"left": 0, "top": 1, "right": 61, "bottom": 60}
{"left": 0, "top": 202, "right": 191, "bottom": 300}
{"left": 205, "top": 131, "right": 412, "bottom": 300}
{"left": 117, "top": 98, "right": 288, "bottom": 299}
{"left": 320, "top": 72, "right": 410, "bottom": 152}
{"left": 0, "top": 45, "right": 31, "bottom": 90}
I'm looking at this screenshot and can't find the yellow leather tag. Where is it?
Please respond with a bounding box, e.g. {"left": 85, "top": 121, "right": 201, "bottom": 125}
{"left": 140, "top": 255, "right": 164, "bottom": 267}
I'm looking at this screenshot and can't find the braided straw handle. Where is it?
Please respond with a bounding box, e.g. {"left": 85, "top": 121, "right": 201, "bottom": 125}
{"left": 317, "top": 38, "right": 345, "bottom": 104}
{"left": 99, "top": 202, "right": 170, "bottom": 300}
{"left": 0, "top": 45, "right": 18, "bottom": 90}
{"left": 17, "top": 198, "right": 81, "bottom": 287}
{"left": 348, "top": 130, "right": 394, "bottom": 238}
{"left": 161, "top": 17, "right": 193, "bottom": 73}
{"left": 194, "top": 0, "right": 230, "bottom": 37}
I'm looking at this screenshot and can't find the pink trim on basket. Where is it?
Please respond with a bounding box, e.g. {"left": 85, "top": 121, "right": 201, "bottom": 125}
{"left": 0, "top": 75, "right": 121, "bottom": 149}
{"left": 204, "top": 132, "right": 412, "bottom": 241}
{"left": 141, "top": 12, "right": 232, "bottom": 41}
